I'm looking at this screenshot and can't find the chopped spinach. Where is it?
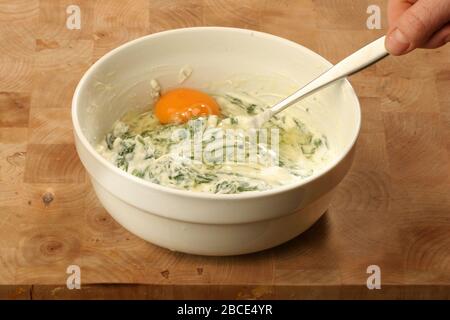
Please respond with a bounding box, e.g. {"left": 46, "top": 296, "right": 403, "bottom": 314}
{"left": 194, "top": 172, "right": 216, "bottom": 184}
{"left": 116, "top": 156, "right": 128, "bottom": 171}
{"left": 118, "top": 140, "right": 135, "bottom": 156}
{"left": 106, "top": 133, "right": 115, "bottom": 150}
{"left": 246, "top": 103, "right": 257, "bottom": 115}
{"left": 132, "top": 168, "right": 146, "bottom": 178}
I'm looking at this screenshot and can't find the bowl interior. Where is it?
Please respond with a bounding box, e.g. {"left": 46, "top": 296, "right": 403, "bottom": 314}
{"left": 74, "top": 27, "right": 360, "bottom": 179}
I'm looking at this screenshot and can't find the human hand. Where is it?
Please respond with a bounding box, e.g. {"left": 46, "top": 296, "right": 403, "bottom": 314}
{"left": 385, "top": 0, "right": 450, "bottom": 55}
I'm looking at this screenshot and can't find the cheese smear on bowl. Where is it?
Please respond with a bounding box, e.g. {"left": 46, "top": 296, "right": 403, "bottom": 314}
{"left": 96, "top": 83, "right": 332, "bottom": 194}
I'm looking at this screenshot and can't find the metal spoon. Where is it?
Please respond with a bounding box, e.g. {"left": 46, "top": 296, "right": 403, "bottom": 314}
{"left": 240, "top": 36, "right": 389, "bottom": 128}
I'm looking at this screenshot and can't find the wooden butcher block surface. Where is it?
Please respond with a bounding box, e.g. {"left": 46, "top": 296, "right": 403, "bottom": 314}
{"left": 0, "top": 0, "right": 449, "bottom": 299}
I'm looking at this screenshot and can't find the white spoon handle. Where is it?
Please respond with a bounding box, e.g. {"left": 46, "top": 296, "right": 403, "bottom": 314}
{"left": 268, "top": 36, "right": 389, "bottom": 117}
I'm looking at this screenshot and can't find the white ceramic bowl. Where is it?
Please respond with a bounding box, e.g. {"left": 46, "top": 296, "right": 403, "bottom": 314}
{"left": 72, "top": 27, "right": 360, "bottom": 256}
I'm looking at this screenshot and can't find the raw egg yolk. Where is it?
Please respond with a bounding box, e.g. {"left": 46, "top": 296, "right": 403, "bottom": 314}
{"left": 154, "top": 88, "right": 221, "bottom": 124}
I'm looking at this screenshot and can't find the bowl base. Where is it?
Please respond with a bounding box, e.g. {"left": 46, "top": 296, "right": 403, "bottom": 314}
{"left": 91, "top": 178, "right": 334, "bottom": 256}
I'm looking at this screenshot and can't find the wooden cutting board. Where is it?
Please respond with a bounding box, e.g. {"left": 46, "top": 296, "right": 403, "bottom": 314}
{"left": 1, "top": 0, "right": 449, "bottom": 299}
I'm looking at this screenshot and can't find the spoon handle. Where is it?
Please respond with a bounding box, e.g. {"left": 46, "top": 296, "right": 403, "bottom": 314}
{"left": 269, "top": 36, "right": 389, "bottom": 116}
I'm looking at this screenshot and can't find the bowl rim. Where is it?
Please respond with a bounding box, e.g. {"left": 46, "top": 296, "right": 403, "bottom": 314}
{"left": 72, "top": 26, "right": 361, "bottom": 200}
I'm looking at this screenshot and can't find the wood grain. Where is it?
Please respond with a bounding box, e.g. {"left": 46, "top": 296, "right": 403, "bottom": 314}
{"left": 0, "top": 0, "right": 449, "bottom": 299}
{"left": 0, "top": 92, "right": 30, "bottom": 127}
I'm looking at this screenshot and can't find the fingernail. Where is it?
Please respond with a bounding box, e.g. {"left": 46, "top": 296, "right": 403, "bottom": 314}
{"left": 386, "top": 29, "right": 410, "bottom": 55}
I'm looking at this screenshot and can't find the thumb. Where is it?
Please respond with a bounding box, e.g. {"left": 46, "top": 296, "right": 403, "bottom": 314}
{"left": 386, "top": 0, "right": 450, "bottom": 55}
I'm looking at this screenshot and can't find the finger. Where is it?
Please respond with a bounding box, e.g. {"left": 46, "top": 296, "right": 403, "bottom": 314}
{"left": 422, "top": 23, "right": 450, "bottom": 48}
{"left": 385, "top": 0, "right": 450, "bottom": 55}
{"left": 387, "top": 0, "right": 417, "bottom": 29}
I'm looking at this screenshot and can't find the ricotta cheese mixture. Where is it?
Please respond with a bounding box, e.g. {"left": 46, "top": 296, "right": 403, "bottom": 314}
{"left": 96, "top": 86, "right": 332, "bottom": 194}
